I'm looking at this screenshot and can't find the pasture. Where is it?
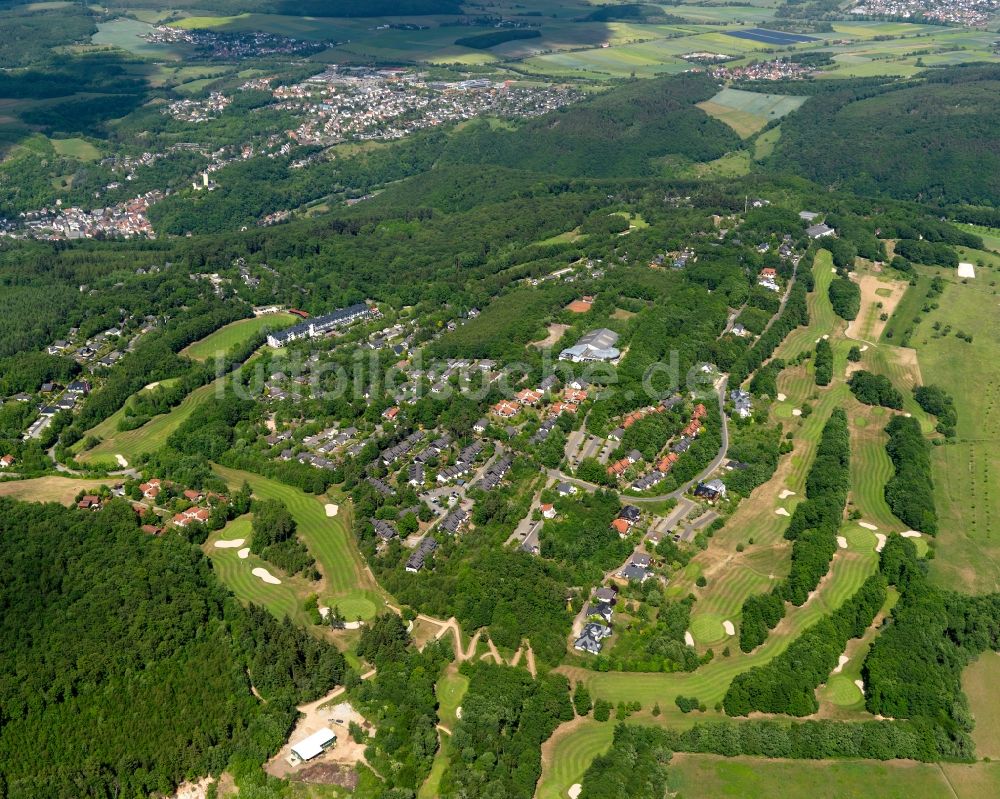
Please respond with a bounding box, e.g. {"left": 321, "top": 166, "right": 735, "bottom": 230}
{"left": 180, "top": 313, "right": 298, "bottom": 361}
{"left": 697, "top": 88, "right": 806, "bottom": 138}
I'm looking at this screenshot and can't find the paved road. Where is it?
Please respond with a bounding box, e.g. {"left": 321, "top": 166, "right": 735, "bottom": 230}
{"left": 545, "top": 375, "right": 730, "bottom": 504}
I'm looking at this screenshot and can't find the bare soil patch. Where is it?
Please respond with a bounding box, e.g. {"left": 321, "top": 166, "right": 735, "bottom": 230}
{"left": 531, "top": 322, "right": 570, "bottom": 349}
{"left": 845, "top": 274, "right": 908, "bottom": 344}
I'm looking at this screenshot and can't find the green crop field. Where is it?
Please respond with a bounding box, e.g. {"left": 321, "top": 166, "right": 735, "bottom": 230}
{"left": 77, "top": 378, "right": 218, "bottom": 467}
{"left": 697, "top": 88, "right": 806, "bottom": 138}
{"left": 180, "top": 313, "right": 298, "bottom": 361}
{"left": 667, "top": 754, "right": 958, "bottom": 799}
{"left": 213, "top": 465, "right": 392, "bottom": 617}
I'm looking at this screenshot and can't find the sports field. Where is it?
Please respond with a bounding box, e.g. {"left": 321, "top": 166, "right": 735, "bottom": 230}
{"left": 180, "top": 313, "right": 298, "bottom": 361}
{"left": 697, "top": 88, "right": 806, "bottom": 137}
{"left": 213, "top": 465, "right": 392, "bottom": 618}
{"left": 77, "top": 378, "right": 218, "bottom": 468}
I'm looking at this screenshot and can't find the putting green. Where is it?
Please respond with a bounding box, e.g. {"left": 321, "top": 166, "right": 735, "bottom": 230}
{"left": 331, "top": 592, "right": 379, "bottom": 621}
{"left": 690, "top": 613, "right": 726, "bottom": 644}
{"left": 825, "top": 674, "right": 863, "bottom": 706}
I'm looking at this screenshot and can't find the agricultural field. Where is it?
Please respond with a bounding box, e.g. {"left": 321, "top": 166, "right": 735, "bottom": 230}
{"left": 964, "top": 654, "right": 1000, "bottom": 760}
{"left": 50, "top": 137, "right": 101, "bottom": 160}
{"left": 180, "top": 313, "right": 298, "bottom": 361}
{"left": 92, "top": 17, "right": 188, "bottom": 59}
{"left": 900, "top": 270, "right": 1000, "bottom": 593}
{"left": 0, "top": 475, "right": 111, "bottom": 505}
{"left": 697, "top": 88, "right": 806, "bottom": 138}
{"left": 667, "top": 754, "right": 958, "bottom": 799}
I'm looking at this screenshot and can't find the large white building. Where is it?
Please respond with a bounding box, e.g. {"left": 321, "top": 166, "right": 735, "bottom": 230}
{"left": 267, "top": 303, "right": 376, "bottom": 347}
{"left": 558, "top": 328, "right": 620, "bottom": 363}
{"left": 290, "top": 728, "right": 336, "bottom": 762}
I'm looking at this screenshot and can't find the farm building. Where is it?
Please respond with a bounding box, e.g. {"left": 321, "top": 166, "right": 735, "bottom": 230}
{"left": 290, "top": 728, "right": 336, "bottom": 762}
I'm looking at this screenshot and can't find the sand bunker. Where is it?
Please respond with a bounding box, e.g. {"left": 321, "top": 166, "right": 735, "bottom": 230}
{"left": 238, "top": 547, "right": 250, "bottom": 559}
{"left": 958, "top": 262, "right": 976, "bottom": 278}
{"left": 684, "top": 631, "right": 695, "bottom": 647}
{"left": 837, "top": 536, "right": 848, "bottom": 549}
{"left": 874, "top": 533, "right": 887, "bottom": 553}
{"left": 775, "top": 507, "right": 790, "bottom": 517}
{"left": 854, "top": 679, "right": 865, "bottom": 692}
{"left": 568, "top": 785, "right": 582, "bottom": 799}
{"left": 779, "top": 489, "right": 796, "bottom": 499}
{"left": 456, "top": 706, "right": 463, "bottom": 720}
{"left": 214, "top": 538, "right": 245, "bottom": 548}
{"left": 325, "top": 503, "right": 339, "bottom": 517}
{"left": 792, "top": 408, "right": 802, "bottom": 417}
{"left": 115, "top": 454, "right": 128, "bottom": 467}
{"left": 901, "top": 530, "right": 922, "bottom": 538}
{"left": 723, "top": 620, "right": 735, "bottom": 636}
{"left": 860, "top": 345, "right": 868, "bottom": 352}
{"left": 252, "top": 567, "right": 281, "bottom": 585}
{"left": 833, "top": 654, "right": 849, "bottom": 674}
{"left": 822, "top": 334, "right": 830, "bottom": 340}
{"left": 858, "top": 521, "right": 878, "bottom": 531}
{"left": 831, "top": 267, "right": 837, "bottom": 273}
{"left": 777, "top": 392, "right": 787, "bottom": 401}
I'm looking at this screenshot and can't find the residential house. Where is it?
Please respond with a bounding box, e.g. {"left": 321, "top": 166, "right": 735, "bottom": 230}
{"left": 585, "top": 601, "right": 614, "bottom": 624}
{"left": 77, "top": 495, "right": 102, "bottom": 511}
{"left": 406, "top": 537, "right": 438, "bottom": 573}
{"left": 611, "top": 518, "right": 631, "bottom": 538}
{"left": 556, "top": 481, "right": 577, "bottom": 497}
{"left": 372, "top": 518, "right": 398, "bottom": 541}
{"left": 574, "top": 622, "right": 611, "bottom": 655}
{"left": 0, "top": 454, "right": 14, "bottom": 469}
{"left": 540, "top": 503, "right": 556, "bottom": 519}
{"left": 694, "top": 479, "right": 727, "bottom": 501}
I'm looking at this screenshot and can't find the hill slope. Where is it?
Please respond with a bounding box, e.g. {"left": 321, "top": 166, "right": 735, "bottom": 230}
{"left": 770, "top": 66, "right": 1000, "bottom": 206}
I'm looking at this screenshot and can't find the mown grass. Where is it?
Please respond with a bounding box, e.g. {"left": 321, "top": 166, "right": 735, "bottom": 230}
{"left": 212, "top": 465, "right": 392, "bottom": 616}
{"left": 667, "top": 754, "right": 956, "bottom": 798}
{"left": 962, "top": 654, "right": 1000, "bottom": 760}
{"left": 78, "top": 378, "right": 219, "bottom": 467}
{"left": 180, "top": 313, "right": 297, "bottom": 361}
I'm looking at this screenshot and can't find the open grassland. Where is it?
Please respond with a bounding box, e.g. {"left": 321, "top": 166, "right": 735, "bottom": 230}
{"left": 50, "top": 137, "right": 100, "bottom": 160}
{"left": 957, "top": 224, "right": 1000, "bottom": 254}
{"left": 0, "top": 476, "right": 111, "bottom": 505}
{"left": 667, "top": 754, "right": 957, "bottom": 799}
{"left": 180, "top": 313, "right": 297, "bottom": 361}
{"left": 77, "top": 378, "right": 218, "bottom": 467}
{"left": 899, "top": 271, "right": 1000, "bottom": 592}
{"left": 963, "top": 654, "right": 1000, "bottom": 760}
{"left": 213, "top": 465, "right": 391, "bottom": 616}
{"left": 697, "top": 88, "right": 806, "bottom": 138}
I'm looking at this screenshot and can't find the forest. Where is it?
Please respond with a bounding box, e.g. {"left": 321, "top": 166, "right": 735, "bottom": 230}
{"left": 771, "top": 66, "right": 1000, "bottom": 207}
{"left": 0, "top": 498, "right": 346, "bottom": 798}
{"left": 848, "top": 370, "right": 904, "bottom": 409}
{"left": 883, "top": 415, "right": 937, "bottom": 535}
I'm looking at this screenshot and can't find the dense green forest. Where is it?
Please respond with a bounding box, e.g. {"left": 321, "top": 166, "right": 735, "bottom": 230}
{"left": 0, "top": 498, "right": 346, "bottom": 798}
{"left": 772, "top": 66, "right": 1000, "bottom": 206}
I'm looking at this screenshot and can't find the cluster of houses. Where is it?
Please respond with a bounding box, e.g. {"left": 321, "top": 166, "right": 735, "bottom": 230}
{"left": 436, "top": 441, "right": 483, "bottom": 484}
{"left": 730, "top": 388, "right": 753, "bottom": 419}
{"left": 405, "top": 536, "right": 438, "bottom": 573}
{"left": 610, "top": 504, "right": 642, "bottom": 538}
{"left": 474, "top": 454, "right": 513, "bottom": 491}
{"left": 607, "top": 401, "right": 706, "bottom": 490}
{"left": 574, "top": 585, "right": 618, "bottom": 655}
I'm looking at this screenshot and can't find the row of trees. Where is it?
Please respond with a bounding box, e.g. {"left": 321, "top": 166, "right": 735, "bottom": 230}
{"left": 814, "top": 338, "right": 833, "bottom": 386}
